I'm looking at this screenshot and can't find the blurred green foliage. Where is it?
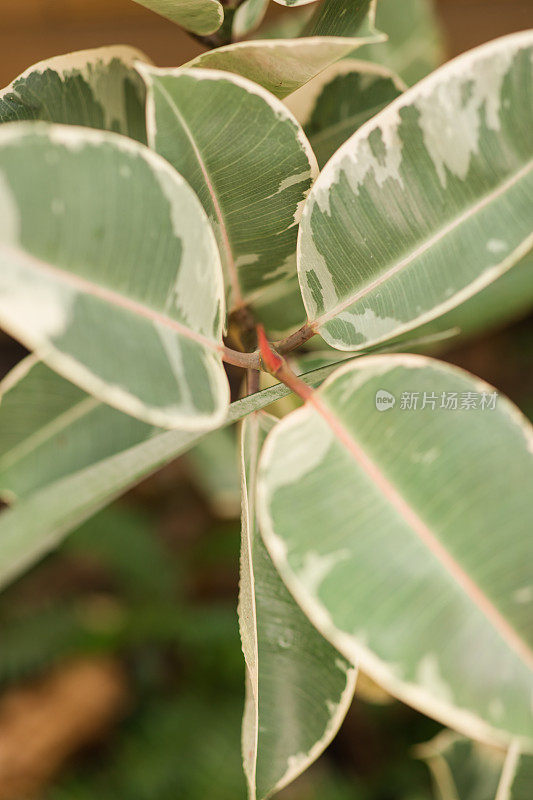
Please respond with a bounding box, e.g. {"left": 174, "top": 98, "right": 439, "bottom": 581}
{"left": 0, "top": 500, "right": 439, "bottom": 800}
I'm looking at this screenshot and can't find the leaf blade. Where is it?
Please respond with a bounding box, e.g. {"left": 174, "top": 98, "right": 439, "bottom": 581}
{"left": 257, "top": 354, "right": 533, "bottom": 746}
{"left": 240, "top": 412, "right": 356, "bottom": 799}
{"left": 303, "top": 0, "right": 374, "bottom": 37}
{"left": 141, "top": 66, "right": 318, "bottom": 333}
{"left": 131, "top": 0, "right": 224, "bottom": 35}
{"left": 185, "top": 21, "right": 384, "bottom": 100}
{"left": 298, "top": 32, "right": 533, "bottom": 351}
{"left": 416, "top": 731, "right": 504, "bottom": 800}
{"left": 385, "top": 249, "right": 533, "bottom": 351}
{"left": 285, "top": 58, "right": 404, "bottom": 169}
{"left": 0, "top": 357, "right": 349, "bottom": 592}
{"left": 0, "top": 358, "right": 155, "bottom": 502}
{"left": 0, "top": 122, "right": 229, "bottom": 429}
{"left": 0, "top": 46, "right": 150, "bottom": 143}
{"left": 357, "top": 0, "right": 445, "bottom": 85}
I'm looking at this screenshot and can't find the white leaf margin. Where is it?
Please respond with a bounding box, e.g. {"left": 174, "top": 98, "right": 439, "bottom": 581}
{"left": 240, "top": 411, "right": 357, "bottom": 799}
{"left": 256, "top": 353, "right": 533, "bottom": 752}
{"left": 0, "top": 122, "right": 229, "bottom": 432}
{"left": 297, "top": 30, "right": 533, "bottom": 346}
{"left": 284, "top": 57, "right": 407, "bottom": 128}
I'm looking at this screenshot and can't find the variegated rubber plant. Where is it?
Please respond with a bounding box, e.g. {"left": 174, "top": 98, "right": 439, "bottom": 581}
{"left": 0, "top": 1, "right": 531, "bottom": 797}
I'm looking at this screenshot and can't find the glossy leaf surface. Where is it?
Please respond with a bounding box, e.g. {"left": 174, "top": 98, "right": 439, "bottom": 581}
{"left": 240, "top": 412, "right": 356, "bottom": 799}
{"left": 0, "top": 358, "right": 348, "bottom": 592}
{"left": 0, "top": 46, "right": 150, "bottom": 143}
{"left": 258, "top": 355, "right": 533, "bottom": 747}
{"left": 132, "top": 0, "right": 224, "bottom": 35}
{"left": 298, "top": 33, "right": 533, "bottom": 351}
{"left": 285, "top": 59, "right": 404, "bottom": 168}
{"left": 186, "top": 1, "right": 383, "bottom": 99}
{"left": 0, "top": 123, "right": 229, "bottom": 429}
{"left": 141, "top": 66, "right": 317, "bottom": 333}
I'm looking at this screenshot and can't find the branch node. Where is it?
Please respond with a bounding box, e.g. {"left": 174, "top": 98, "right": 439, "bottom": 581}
{"left": 257, "top": 325, "right": 284, "bottom": 375}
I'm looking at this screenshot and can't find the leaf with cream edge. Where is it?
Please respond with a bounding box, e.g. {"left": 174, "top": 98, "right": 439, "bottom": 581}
{"left": 0, "top": 123, "right": 229, "bottom": 430}
{"left": 0, "top": 46, "right": 151, "bottom": 143}
{"left": 273, "top": 0, "right": 318, "bottom": 7}
{"left": 297, "top": 32, "right": 533, "bottom": 352}
{"left": 232, "top": 0, "right": 269, "bottom": 40}
{"left": 240, "top": 412, "right": 356, "bottom": 799}
{"left": 417, "top": 733, "right": 533, "bottom": 800}
{"left": 258, "top": 7, "right": 315, "bottom": 40}
{"left": 357, "top": 0, "right": 445, "bottom": 85}
{"left": 140, "top": 66, "right": 318, "bottom": 335}
{"left": 415, "top": 730, "right": 504, "bottom": 800}
{"left": 285, "top": 59, "right": 405, "bottom": 169}
{"left": 504, "top": 751, "right": 533, "bottom": 800}
{"left": 386, "top": 249, "right": 533, "bottom": 353}
{"left": 286, "top": 60, "right": 532, "bottom": 346}
{"left": 0, "top": 357, "right": 156, "bottom": 503}
{"left": 257, "top": 355, "right": 533, "bottom": 747}
{"left": 0, "top": 358, "right": 350, "bottom": 592}
{"left": 185, "top": 0, "right": 384, "bottom": 99}
{"left": 131, "top": 0, "right": 223, "bottom": 35}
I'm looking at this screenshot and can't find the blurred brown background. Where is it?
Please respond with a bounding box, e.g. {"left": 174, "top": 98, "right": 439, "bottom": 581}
{"left": 1, "top": 0, "right": 532, "bottom": 86}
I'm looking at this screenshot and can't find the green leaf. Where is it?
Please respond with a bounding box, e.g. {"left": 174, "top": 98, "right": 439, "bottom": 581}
{"left": 257, "top": 355, "right": 533, "bottom": 746}
{"left": 0, "top": 46, "right": 150, "bottom": 143}
{"left": 387, "top": 250, "right": 533, "bottom": 351}
{"left": 298, "top": 32, "right": 533, "bottom": 351}
{"left": 416, "top": 731, "right": 504, "bottom": 800}
{"left": 185, "top": 2, "right": 384, "bottom": 100}
{"left": 240, "top": 412, "right": 356, "bottom": 800}
{"left": 508, "top": 751, "right": 533, "bottom": 799}
{"left": 0, "top": 427, "right": 200, "bottom": 593}
{"left": 131, "top": 0, "right": 224, "bottom": 35}
{"left": 417, "top": 734, "right": 533, "bottom": 800}
{"left": 0, "top": 358, "right": 350, "bottom": 592}
{"left": 258, "top": 6, "right": 315, "bottom": 39}
{"left": 357, "top": 0, "right": 445, "bottom": 85}
{"left": 303, "top": 0, "right": 374, "bottom": 37}
{"left": 232, "top": 0, "right": 269, "bottom": 40}
{"left": 0, "top": 358, "right": 155, "bottom": 503}
{"left": 184, "top": 37, "right": 379, "bottom": 101}
{"left": 0, "top": 122, "right": 229, "bottom": 430}
{"left": 140, "top": 66, "right": 317, "bottom": 334}
{"left": 273, "top": 0, "right": 319, "bottom": 7}
{"left": 285, "top": 59, "right": 404, "bottom": 169}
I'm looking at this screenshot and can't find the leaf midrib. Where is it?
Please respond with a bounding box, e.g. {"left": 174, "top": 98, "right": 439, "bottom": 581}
{"left": 1, "top": 243, "right": 222, "bottom": 354}
{"left": 307, "top": 389, "right": 533, "bottom": 672}
{"left": 0, "top": 394, "right": 100, "bottom": 473}
{"left": 310, "top": 159, "right": 533, "bottom": 329}
{"left": 153, "top": 80, "right": 244, "bottom": 308}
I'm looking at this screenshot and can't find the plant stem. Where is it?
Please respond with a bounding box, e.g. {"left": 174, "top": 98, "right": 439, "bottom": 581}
{"left": 221, "top": 345, "right": 261, "bottom": 370}
{"left": 256, "top": 325, "right": 314, "bottom": 402}
{"left": 220, "top": 320, "right": 316, "bottom": 371}
{"left": 275, "top": 322, "right": 316, "bottom": 354}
